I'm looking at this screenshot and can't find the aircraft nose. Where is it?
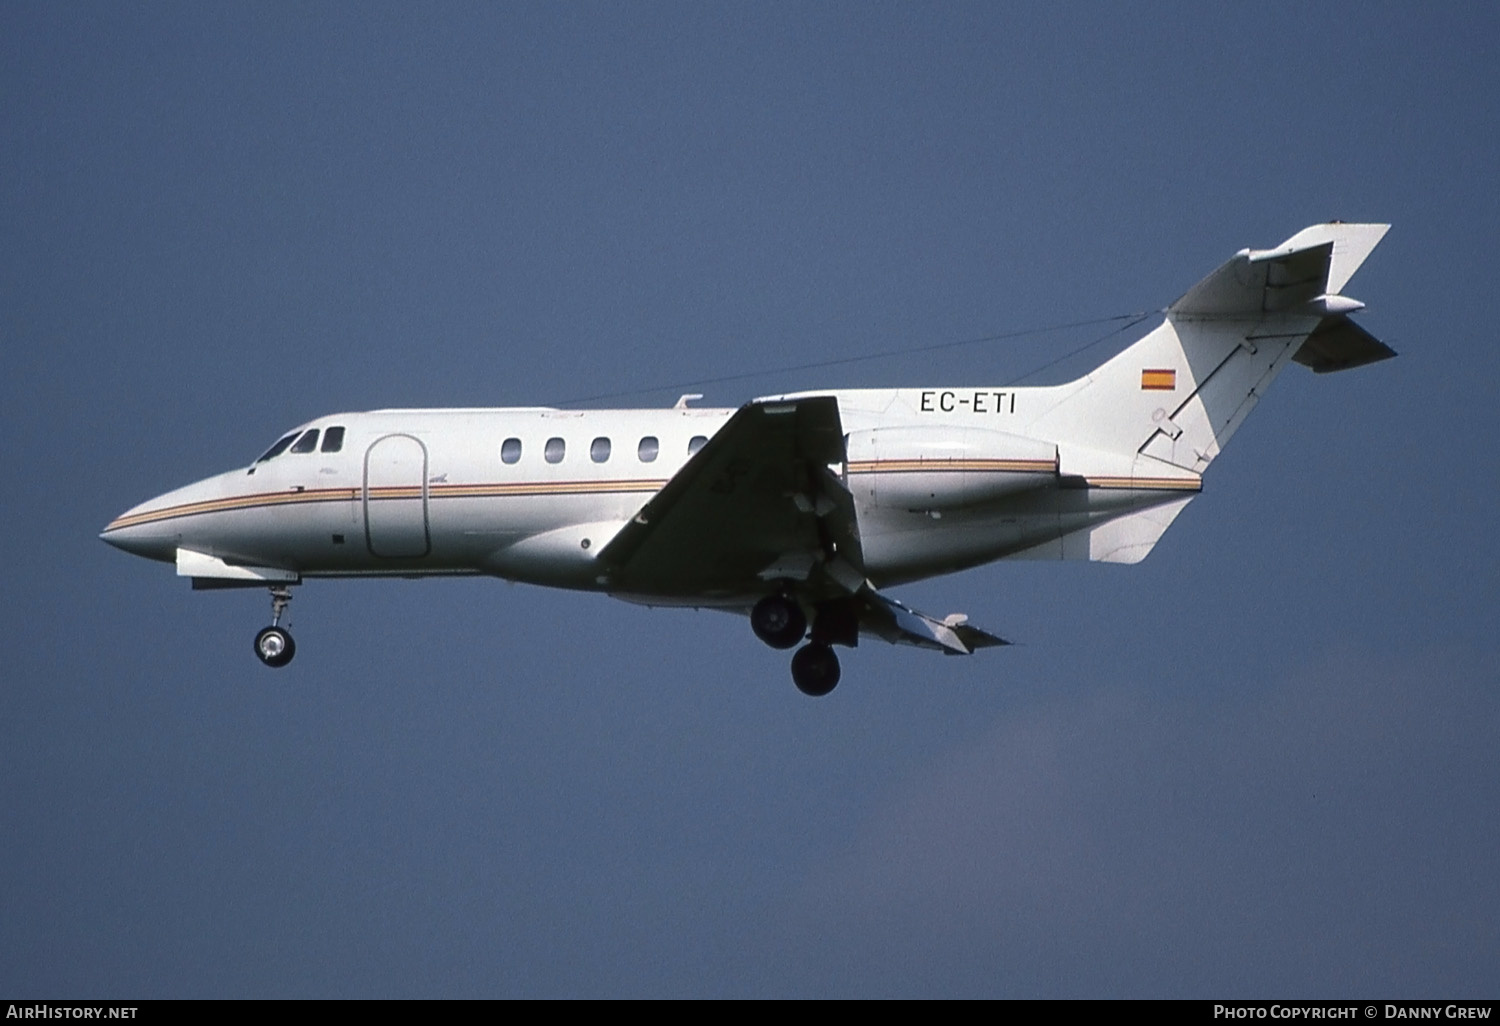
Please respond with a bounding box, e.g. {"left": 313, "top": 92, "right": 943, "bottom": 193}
{"left": 101, "top": 472, "right": 242, "bottom": 563}
{"left": 100, "top": 497, "right": 181, "bottom": 563}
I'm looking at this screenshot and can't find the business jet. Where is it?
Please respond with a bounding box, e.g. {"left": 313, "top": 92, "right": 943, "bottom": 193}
{"left": 102, "top": 223, "right": 1392, "bottom": 695}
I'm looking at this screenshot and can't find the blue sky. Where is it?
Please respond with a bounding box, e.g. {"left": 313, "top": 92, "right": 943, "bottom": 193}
{"left": 3, "top": 2, "right": 1497, "bottom": 997}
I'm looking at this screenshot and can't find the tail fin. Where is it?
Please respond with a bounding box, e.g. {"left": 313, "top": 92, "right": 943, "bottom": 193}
{"left": 1028, "top": 223, "right": 1392, "bottom": 477}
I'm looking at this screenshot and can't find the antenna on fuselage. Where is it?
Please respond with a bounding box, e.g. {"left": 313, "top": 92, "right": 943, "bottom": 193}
{"left": 673, "top": 394, "right": 703, "bottom": 409}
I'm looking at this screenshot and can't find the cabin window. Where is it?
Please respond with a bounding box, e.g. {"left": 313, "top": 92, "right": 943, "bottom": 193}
{"left": 638, "top": 436, "right": 659, "bottom": 462}
{"left": 500, "top": 437, "right": 522, "bottom": 464}
{"left": 591, "top": 437, "right": 611, "bottom": 463}
{"left": 544, "top": 437, "right": 566, "bottom": 464}
{"left": 688, "top": 435, "right": 708, "bottom": 455}
{"left": 321, "top": 427, "right": 345, "bottom": 453}
{"left": 255, "top": 432, "right": 300, "bottom": 464}
{"left": 290, "top": 429, "right": 320, "bottom": 454}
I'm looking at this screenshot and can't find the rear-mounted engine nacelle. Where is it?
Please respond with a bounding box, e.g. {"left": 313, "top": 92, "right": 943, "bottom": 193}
{"left": 845, "top": 425, "right": 1056, "bottom": 512}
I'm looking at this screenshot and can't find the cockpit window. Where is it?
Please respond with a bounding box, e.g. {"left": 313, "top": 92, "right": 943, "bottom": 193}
{"left": 290, "top": 429, "right": 320, "bottom": 454}
{"left": 255, "top": 432, "right": 301, "bottom": 464}
{"left": 321, "top": 426, "right": 345, "bottom": 453}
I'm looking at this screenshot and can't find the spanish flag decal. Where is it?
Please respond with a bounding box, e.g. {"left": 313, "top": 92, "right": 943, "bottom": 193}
{"left": 1141, "top": 368, "right": 1176, "bottom": 391}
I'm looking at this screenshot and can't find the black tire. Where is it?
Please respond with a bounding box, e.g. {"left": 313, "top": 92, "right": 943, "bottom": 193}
{"left": 790, "top": 642, "right": 840, "bottom": 697}
{"left": 254, "top": 626, "right": 296, "bottom": 668}
{"left": 751, "top": 594, "right": 807, "bottom": 650}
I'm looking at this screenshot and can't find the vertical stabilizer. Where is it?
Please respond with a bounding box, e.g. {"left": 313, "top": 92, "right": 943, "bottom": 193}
{"left": 1027, "top": 223, "right": 1390, "bottom": 476}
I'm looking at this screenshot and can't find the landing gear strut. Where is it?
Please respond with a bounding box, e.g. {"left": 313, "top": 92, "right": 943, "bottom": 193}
{"left": 254, "top": 585, "right": 296, "bottom": 668}
{"left": 790, "top": 642, "right": 840, "bottom": 697}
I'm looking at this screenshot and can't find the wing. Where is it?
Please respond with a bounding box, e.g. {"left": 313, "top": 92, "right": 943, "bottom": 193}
{"left": 598, "top": 396, "right": 862, "bottom": 597}
{"left": 600, "top": 396, "right": 1008, "bottom": 655}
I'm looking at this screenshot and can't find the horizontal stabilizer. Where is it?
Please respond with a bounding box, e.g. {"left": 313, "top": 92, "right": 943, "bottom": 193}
{"left": 1169, "top": 223, "right": 1389, "bottom": 318}
{"left": 858, "top": 589, "right": 1008, "bottom": 654}
{"left": 1293, "top": 315, "right": 1397, "bottom": 373}
{"left": 1271, "top": 222, "right": 1389, "bottom": 296}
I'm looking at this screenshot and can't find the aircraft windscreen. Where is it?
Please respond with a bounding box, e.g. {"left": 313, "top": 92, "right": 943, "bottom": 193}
{"left": 254, "top": 432, "right": 301, "bottom": 464}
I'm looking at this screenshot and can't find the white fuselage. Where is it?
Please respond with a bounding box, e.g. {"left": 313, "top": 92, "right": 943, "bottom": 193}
{"left": 100, "top": 385, "right": 1200, "bottom": 603}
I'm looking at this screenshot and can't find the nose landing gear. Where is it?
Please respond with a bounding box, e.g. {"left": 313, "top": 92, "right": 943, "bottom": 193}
{"left": 254, "top": 585, "right": 296, "bottom": 668}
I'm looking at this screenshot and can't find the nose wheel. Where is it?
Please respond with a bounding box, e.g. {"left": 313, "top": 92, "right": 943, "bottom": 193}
{"left": 254, "top": 585, "right": 297, "bottom": 668}
{"left": 255, "top": 625, "right": 295, "bottom": 667}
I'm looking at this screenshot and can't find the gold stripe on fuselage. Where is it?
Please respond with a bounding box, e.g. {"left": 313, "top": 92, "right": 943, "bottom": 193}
{"left": 1084, "top": 475, "right": 1202, "bottom": 491}
{"left": 845, "top": 460, "right": 1198, "bottom": 491}
{"left": 104, "top": 487, "right": 360, "bottom": 531}
{"left": 846, "top": 458, "right": 1057, "bottom": 474}
{"left": 103, "top": 479, "right": 670, "bottom": 532}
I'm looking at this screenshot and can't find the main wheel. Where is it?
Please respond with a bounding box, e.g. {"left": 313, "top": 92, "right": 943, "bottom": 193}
{"left": 790, "top": 642, "right": 840, "bottom": 697}
{"left": 751, "top": 594, "right": 807, "bottom": 650}
{"left": 254, "top": 626, "right": 296, "bottom": 668}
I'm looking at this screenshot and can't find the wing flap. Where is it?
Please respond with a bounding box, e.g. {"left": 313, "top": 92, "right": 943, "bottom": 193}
{"left": 857, "top": 589, "right": 1008, "bottom": 654}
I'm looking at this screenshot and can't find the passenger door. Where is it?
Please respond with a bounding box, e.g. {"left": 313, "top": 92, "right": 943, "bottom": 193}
{"left": 364, "top": 434, "right": 430, "bottom": 557}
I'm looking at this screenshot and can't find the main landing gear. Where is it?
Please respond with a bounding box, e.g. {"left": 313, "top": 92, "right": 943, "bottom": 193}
{"left": 254, "top": 585, "right": 296, "bottom": 668}
{"left": 751, "top": 593, "right": 844, "bottom": 697}
{"left": 750, "top": 594, "right": 806, "bottom": 649}
{"left": 790, "top": 642, "right": 840, "bottom": 697}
